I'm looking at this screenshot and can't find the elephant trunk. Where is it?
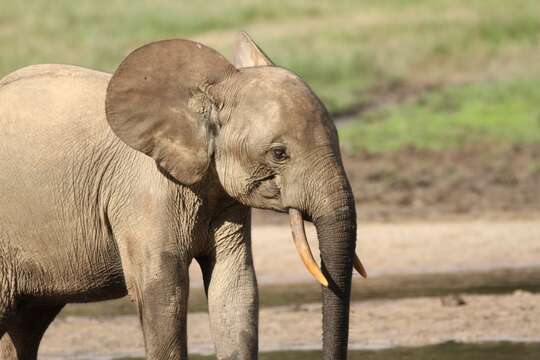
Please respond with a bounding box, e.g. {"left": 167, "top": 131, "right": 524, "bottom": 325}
{"left": 288, "top": 153, "right": 365, "bottom": 359}
{"left": 314, "top": 181, "right": 356, "bottom": 360}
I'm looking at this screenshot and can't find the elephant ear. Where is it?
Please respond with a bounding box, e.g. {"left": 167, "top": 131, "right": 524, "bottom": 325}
{"left": 232, "top": 32, "right": 274, "bottom": 68}
{"left": 106, "top": 39, "right": 237, "bottom": 185}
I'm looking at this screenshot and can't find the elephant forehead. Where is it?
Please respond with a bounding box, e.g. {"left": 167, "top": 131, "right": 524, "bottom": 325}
{"left": 270, "top": 91, "right": 334, "bottom": 143}
{"left": 239, "top": 96, "right": 328, "bottom": 144}
{"left": 238, "top": 68, "right": 323, "bottom": 114}
{"left": 230, "top": 67, "right": 336, "bottom": 144}
{"left": 247, "top": 85, "right": 327, "bottom": 125}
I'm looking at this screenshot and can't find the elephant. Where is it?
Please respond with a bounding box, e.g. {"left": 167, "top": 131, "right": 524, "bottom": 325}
{"left": 0, "top": 32, "right": 366, "bottom": 359}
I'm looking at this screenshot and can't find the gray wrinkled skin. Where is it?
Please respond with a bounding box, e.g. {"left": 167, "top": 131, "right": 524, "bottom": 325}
{"left": 0, "top": 34, "right": 356, "bottom": 360}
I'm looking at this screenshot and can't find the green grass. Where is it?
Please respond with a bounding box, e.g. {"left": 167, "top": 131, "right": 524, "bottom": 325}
{"left": 1, "top": 0, "right": 539, "bottom": 148}
{"left": 2, "top": 1, "right": 540, "bottom": 111}
{"left": 530, "top": 163, "right": 540, "bottom": 174}
{"left": 340, "top": 79, "right": 540, "bottom": 153}
{"left": 119, "top": 341, "right": 540, "bottom": 360}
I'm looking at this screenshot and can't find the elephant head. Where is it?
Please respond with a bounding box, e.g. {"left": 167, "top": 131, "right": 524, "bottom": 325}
{"left": 105, "top": 32, "right": 366, "bottom": 359}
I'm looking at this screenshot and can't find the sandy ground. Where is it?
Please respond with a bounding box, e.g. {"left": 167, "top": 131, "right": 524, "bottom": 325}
{"left": 41, "top": 291, "right": 540, "bottom": 359}
{"left": 190, "top": 219, "right": 540, "bottom": 286}
{"left": 35, "top": 219, "right": 540, "bottom": 359}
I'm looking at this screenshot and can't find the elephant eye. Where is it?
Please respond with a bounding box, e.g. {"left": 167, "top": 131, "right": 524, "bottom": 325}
{"left": 271, "top": 147, "right": 288, "bottom": 162}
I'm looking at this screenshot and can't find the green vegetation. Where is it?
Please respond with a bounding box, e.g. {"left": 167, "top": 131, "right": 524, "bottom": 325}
{"left": 2, "top": 0, "right": 539, "bottom": 152}
{"left": 340, "top": 80, "right": 540, "bottom": 153}
{"left": 119, "top": 341, "right": 540, "bottom": 360}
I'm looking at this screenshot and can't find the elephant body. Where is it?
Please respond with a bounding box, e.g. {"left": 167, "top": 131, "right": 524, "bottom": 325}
{"left": 1, "top": 65, "right": 129, "bottom": 303}
{"left": 0, "top": 34, "right": 362, "bottom": 360}
{"left": 0, "top": 64, "right": 256, "bottom": 359}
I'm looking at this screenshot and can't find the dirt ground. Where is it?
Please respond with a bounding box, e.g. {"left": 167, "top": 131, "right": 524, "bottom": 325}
{"left": 346, "top": 145, "right": 540, "bottom": 219}
{"left": 40, "top": 291, "right": 540, "bottom": 359}
{"left": 39, "top": 219, "right": 540, "bottom": 359}
{"left": 191, "top": 219, "right": 540, "bottom": 285}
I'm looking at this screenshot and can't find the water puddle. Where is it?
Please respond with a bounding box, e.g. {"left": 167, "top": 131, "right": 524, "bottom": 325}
{"left": 116, "top": 341, "right": 540, "bottom": 360}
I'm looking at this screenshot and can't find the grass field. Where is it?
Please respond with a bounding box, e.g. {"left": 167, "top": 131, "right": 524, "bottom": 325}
{"left": 340, "top": 79, "right": 540, "bottom": 152}
{"left": 2, "top": 0, "right": 539, "bottom": 153}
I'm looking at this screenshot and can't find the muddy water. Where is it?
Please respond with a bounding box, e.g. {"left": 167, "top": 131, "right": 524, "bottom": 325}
{"left": 118, "top": 341, "right": 540, "bottom": 359}
{"left": 61, "top": 266, "right": 540, "bottom": 316}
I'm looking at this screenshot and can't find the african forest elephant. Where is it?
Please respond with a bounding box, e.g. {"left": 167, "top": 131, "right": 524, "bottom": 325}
{"left": 0, "top": 32, "right": 366, "bottom": 359}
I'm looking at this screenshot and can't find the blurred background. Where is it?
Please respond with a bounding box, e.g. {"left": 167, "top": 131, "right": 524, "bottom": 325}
{"left": 2, "top": 0, "right": 539, "bottom": 359}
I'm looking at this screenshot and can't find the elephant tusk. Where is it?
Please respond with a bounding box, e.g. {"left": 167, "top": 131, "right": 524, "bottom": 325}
{"left": 353, "top": 253, "right": 368, "bottom": 278}
{"left": 289, "top": 208, "right": 329, "bottom": 287}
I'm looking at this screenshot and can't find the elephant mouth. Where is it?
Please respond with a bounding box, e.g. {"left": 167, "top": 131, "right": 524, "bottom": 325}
{"left": 288, "top": 208, "right": 367, "bottom": 286}
{"left": 246, "top": 173, "right": 285, "bottom": 206}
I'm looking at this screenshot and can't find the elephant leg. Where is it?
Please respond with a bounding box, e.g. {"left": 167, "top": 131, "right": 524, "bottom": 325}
{"left": 124, "top": 252, "right": 190, "bottom": 360}
{"left": 0, "top": 304, "right": 64, "bottom": 360}
{"left": 0, "top": 292, "right": 15, "bottom": 359}
{"left": 198, "top": 209, "right": 258, "bottom": 360}
{"left": 0, "top": 332, "right": 17, "bottom": 360}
